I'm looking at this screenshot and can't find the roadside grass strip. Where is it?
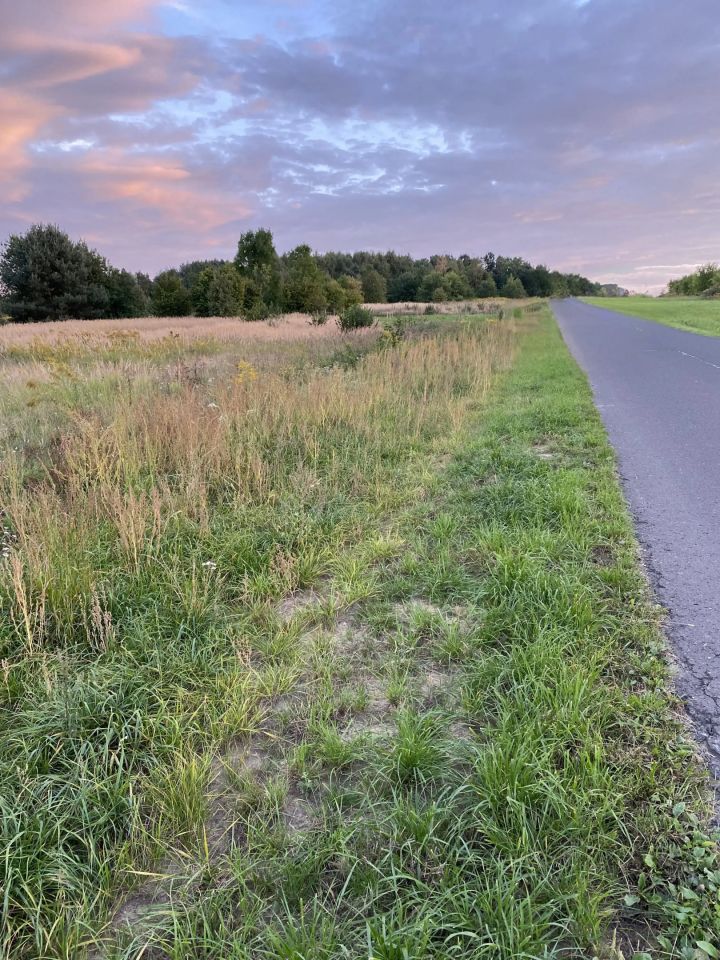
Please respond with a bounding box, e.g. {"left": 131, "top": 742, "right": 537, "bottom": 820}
{"left": 581, "top": 297, "right": 720, "bottom": 338}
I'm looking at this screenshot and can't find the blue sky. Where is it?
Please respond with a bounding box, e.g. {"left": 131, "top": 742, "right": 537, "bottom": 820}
{"left": 1, "top": 0, "right": 718, "bottom": 291}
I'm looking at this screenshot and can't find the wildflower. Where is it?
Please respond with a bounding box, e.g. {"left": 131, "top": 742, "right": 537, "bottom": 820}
{"left": 234, "top": 360, "right": 258, "bottom": 385}
{"left": 202, "top": 560, "right": 217, "bottom": 571}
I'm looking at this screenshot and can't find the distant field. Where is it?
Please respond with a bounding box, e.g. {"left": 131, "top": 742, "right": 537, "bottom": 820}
{"left": 582, "top": 295, "right": 720, "bottom": 336}
{"left": 0, "top": 300, "right": 534, "bottom": 347}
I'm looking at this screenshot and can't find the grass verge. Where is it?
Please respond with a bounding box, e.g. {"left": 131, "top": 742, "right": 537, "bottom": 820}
{"left": 1, "top": 308, "right": 718, "bottom": 959}
{"left": 581, "top": 296, "right": 720, "bottom": 337}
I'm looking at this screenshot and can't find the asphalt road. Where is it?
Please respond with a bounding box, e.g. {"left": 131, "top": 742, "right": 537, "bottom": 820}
{"left": 551, "top": 298, "right": 720, "bottom": 780}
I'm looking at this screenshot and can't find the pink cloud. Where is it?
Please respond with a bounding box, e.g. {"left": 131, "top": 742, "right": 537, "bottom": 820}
{"left": 1, "top": 1, "right": 157, "bottom": 42}
{"left": 79, "top": 151, "right": 252, "bottom": 231}
{"left": 0, "top": 2, "right": 205, "bottom": 206}
{"left": 0, "top": 91, "right": 59, "bottom": 201}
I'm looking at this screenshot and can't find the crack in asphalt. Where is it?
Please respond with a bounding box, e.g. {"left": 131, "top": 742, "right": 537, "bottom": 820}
{"left": 552, "top": 299, "right": 720, "bottom": 785}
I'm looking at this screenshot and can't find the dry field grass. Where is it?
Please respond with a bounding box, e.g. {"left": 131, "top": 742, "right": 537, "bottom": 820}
{"left": 0, "top": 312, "right": 354, "bottom": 347}
{"left": 0, "top": 300, "right": 537, "bottom": 349}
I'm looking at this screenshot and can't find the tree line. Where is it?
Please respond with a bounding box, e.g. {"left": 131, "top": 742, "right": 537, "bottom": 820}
{"left": 666, "top": 263, "right": 720, "bottom": 297}
{"left": 0, "top": 223, "right": 603, "bottom": 323}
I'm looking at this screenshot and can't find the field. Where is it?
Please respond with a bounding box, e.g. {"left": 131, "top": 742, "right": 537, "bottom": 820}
{"left": 0, "top": 307, "right": 717, "bottom": 959}
{"left": 582, "top": 296, "right": 720, "bottom": 337}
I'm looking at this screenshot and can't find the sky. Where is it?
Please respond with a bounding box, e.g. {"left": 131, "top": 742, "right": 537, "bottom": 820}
{"left": 1, "top": 0, "right": 718, "bottom": 292}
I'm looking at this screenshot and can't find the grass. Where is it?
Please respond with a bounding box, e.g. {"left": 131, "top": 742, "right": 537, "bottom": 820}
{"left": 581, "top": 296, "right": 720, "bottom": 337}
{"left": 1, "top": 306, "right": 718, "bottom": 959}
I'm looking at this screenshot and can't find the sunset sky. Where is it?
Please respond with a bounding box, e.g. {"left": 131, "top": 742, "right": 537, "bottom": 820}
{"left": 2, "top": 0, "right": 718, "bottom": 292}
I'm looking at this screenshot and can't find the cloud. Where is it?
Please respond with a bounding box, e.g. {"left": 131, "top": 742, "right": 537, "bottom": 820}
{"left": 0, "top": 91, "right": 58, "bottom": 201}
{"left": 0, "top": 0, "right": 718, "bottom": 287}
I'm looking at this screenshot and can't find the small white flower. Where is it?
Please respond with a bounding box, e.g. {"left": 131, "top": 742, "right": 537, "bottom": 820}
{"left": 202, "top": 560, "right": 217, "bottom": 571}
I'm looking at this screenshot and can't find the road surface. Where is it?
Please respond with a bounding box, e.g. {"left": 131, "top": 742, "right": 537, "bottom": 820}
{"left": 552, "top": 298, "right": 720, "bottom": 780}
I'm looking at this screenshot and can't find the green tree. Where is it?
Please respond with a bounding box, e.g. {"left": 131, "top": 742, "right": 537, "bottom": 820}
{"left": 388, "top": 270, "right": 422, "bottom": 302}
{"left": 234, "top": 228, "right": 282, "bottom": 316}
{"left": 443, "top": 270, "right": 472, "bottom": 300}
{"left": 152, "top": 270, "right": 192, "bottom": 316}
{"left": 178, "top": 259, "right": 225, "bottom": 292}
{"left": 360, "top": 266, "right": 387, "bottom": 303}
{"left": 501, "top": 276, "right": 527, "bottom": 299}
{"left": 339, "top": 275, "right": 364, "bottom": 305}
{"left": 105, "top": 268, "right": 148, "bottom": 318}
{"left": 206, "top": 264, "right": 245, "bottom": 316}
{"left": 0, "top": 224, "right": 110, "bottom": 322}
{"left": 474, "top": 275, "right": 497, "bottom": 298}
{"left": 324, "top": 277, "right": 346, "bottom": 313}
{"left": 192, "top": 267, "right": 214, "bottom": 316}
{"left": 283, "top": 244, "right": 327, "bottom": 313}
{"left": 418, "top": 272, "right": 445, "bottom": 302}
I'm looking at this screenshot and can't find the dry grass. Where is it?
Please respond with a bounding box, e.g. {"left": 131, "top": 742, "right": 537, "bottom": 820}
{"left": 0, "top": 302, "right": 538, "bottom": 348}
{"left": 0, "top": 312, "right": 356, "bottom": 348}
{"left": 366, "top": 298, "right": 540, "bottom": 315}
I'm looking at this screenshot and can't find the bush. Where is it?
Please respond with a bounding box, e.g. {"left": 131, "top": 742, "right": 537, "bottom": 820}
{"left": 336, "top": 304, "right": 374, "bottom": 332}
{"left": 380, "top": 316, "right": 407, "bottom": 346}
{"left": 309, "top": 310, "right": 328, "bottom": 326}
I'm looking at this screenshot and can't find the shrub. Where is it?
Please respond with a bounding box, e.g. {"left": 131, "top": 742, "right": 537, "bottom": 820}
{"left": 380, "top": 316, "right": 407, "bottom": 346}
{"left": 336, "top": 304, "right": 374, "bottom": 332}
{"left": 309, "top": 310, "right": 328, "bottom": 326}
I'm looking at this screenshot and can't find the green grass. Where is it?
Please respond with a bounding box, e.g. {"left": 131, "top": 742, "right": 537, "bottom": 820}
{"left": 582, "top": 296, "right": 720, "bottom": 337}
{"left": 1, "top": 308, "right": 718, "bottom": 959}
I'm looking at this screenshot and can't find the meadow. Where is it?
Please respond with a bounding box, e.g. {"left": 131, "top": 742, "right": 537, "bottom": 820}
{"left": 582, "top": 296, "right": 720, "bottom": 337}
{"left": 0, "top": 307, "right": 717, "bottom": 959}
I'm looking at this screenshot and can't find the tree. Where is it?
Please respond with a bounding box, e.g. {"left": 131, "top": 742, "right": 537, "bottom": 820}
{"left": 339, "top": 275, "right": 364, "bottom": 305}
{"left": 388, "top": 270, "right": 422, "bottom": 302}
{"left": 206, "top": 264, "right": 245, "bottom": 316}
{"left": 474, "top": 275, "right": 497, "bottom": 298}
{"left": 324, "top": 277, "right": 346, "bottom": 313}
{"left": 501, "top": 276, "right": 527, "bottom": 299}
{"left": 0, "top": 224, "right": 110, "bottom": 322}
{"left": 152, "top": 270, "right": 192, "bottom": 316}
{"left": 442, "top": 270, "right": 472, "bottom": 300}
{"left": 418, "top": 272, "right": 446, "bottom": 302}
{"left": 105, "top": 268, "right": 148, "bottom": 318}
{"left": 283, "top": 244, "right": 327, "bottom": 313}
{"left": 234, "top": 228, "right": 282, "bottom": 316}
{"left": 178, "top": 259, "right": 225, "bottom": 291}
{"left": 360, "top": 266, "right": 387, "bottom": 303}
{"left": 192, "top": 267, "right": 214, "bottom": 317}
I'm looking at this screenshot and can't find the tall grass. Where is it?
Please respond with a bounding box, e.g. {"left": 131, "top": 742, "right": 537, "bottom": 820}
{"left": 0, "top": 315, "right": 513, "bottom": 958}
